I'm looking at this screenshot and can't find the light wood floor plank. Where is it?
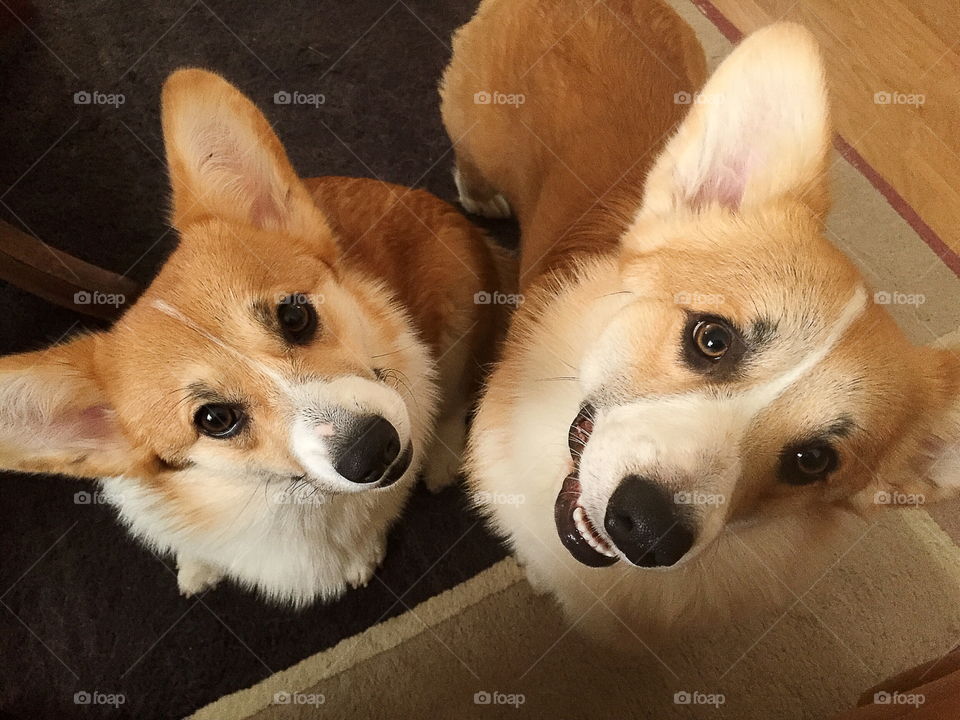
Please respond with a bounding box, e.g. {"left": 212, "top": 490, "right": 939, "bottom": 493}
{"left": 708, "top": 0, "right": 960, "bottom": 257}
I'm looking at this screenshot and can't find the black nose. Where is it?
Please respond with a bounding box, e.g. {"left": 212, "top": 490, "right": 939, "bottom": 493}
{"left": 604, "top": 475, "right": 695, "bottom": 567}
{"left": 334, "top": 415, "right": 401, "bottom": 484}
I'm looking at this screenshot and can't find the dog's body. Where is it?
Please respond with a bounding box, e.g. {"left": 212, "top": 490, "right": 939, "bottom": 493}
{"left": 0, "top": 70, "right": 506, "bottom": 606}
{"left": 441, "top": 0, "right": 960, "bottom": 642}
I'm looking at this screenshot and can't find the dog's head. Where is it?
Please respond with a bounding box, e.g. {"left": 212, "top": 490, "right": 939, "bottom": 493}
{"left": 0, "top": 69, "right": 432, "bottom": 499}
{"left": 556, "top": 25, "right": 960, "bottom": 569}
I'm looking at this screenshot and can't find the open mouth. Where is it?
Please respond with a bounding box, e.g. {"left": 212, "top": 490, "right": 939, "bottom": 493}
{"left": 554, "top": 404, "right": 618, "bottom": 567}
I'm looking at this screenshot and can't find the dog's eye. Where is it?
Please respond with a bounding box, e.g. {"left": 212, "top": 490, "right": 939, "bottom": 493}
{"left": 683, "top": 315, "right": 743, "bottom": 374}
{"left": 692, "top": 321, "right": 732, "bottom": 360}
{"left": 780, "top": 444, "right": 838, "bottom": 485}
{"left": 194, "top": 404, "right": 245, "bottom": 438}
{"left": 277, "top": 294, "right": 318, "bottom": 344}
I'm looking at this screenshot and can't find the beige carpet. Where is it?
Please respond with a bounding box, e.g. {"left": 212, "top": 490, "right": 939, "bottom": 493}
{"left": 190, "top": 3, "right": 960, "bottom": 719}
{"left": 191, "top": 513, "right": 960, "bottom": 720}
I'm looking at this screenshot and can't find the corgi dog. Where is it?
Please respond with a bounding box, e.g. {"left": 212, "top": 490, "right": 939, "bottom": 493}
{"left": 441, "top": 0, "right": 960, "bottom": 643}
{"left": 0, "top": 68, "right": 507, "bottom": 606}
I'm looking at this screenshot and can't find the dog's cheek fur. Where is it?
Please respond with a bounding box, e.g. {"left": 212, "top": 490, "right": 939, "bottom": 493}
{"left": 846, "top": 349, "right": 960, "bottom": 511}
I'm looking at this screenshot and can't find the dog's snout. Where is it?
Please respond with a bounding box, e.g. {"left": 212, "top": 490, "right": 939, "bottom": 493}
{"left": 334, "top": 415, "right": 401, "bottom": 484}
{"left": 604, "top": 475, "right": 695, "bottom": 567}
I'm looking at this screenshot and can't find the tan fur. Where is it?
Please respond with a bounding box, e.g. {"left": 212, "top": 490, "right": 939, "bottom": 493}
{"left": 442, "top": 0, "right": 960, "bottom": 643}
{"left": 442, "top": 0, "right": 706, "bottom": 284}
{"left": 0, "top": 68, "right": 508, "bottom": 605}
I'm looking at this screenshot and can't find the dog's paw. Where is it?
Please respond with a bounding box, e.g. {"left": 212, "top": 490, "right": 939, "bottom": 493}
{"left": 345, "top": 543, "right": 386, "bottom": 590}
{"left": 454, "top": 166, "right": 512, "bottom": 218}
{"left": 423, "top": 450, "right": 462, "bottom": 493}
{"left": 521, "top": 563, "right": 554, "bottom": 597}
{"left": 176, "top": 557, "right": 222, "bottom": 598}
{"left": 460, "top": 192, "right": 512, "bottom": 219}
{"left": 423, "top": 412, "right": 467, "bottom": 492}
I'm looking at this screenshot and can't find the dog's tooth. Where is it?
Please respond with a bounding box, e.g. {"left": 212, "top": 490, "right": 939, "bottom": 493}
{"left": 574, "top": 504, "right": 616, "bottom": 555}
{"left": 575, "top": 519, "right": 593, "bottom": 545}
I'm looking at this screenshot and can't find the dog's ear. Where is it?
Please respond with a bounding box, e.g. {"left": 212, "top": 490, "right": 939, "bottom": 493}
{"left": 161, "top": 68, "right": 338, "bottom": 258}
{"left": 855, "top": 348, "right": 960, "bottom": 510}
{"left": 639, "top": 23, "right": 831, "bottom": 220}
{"left": 0, "top": 335, "right": 149, "bottom": 480}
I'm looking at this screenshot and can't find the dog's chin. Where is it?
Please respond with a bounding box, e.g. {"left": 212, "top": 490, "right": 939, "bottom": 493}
{"left": 554, "top": 406, "right": 618, "bottom": 568}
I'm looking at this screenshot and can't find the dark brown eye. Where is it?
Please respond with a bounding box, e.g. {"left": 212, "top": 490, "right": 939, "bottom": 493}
{"left": 278, "top": 294, "right": 318, "bottom": 344}
{"left": 194, "top": 404, "right": 244, "bottom": 438}
{"left": 780, "top": 444, "right": 838, "bottom": 485}
{"left": 693, "top": 321, "right": 732, "bottom": 360}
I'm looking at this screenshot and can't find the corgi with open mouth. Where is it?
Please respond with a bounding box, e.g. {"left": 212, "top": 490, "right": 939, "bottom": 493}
{"left": 0, "top": 68, "right": 508, "bottom": 606}
{"left": 441, "top": 0, "right": 960, "bottom": 641}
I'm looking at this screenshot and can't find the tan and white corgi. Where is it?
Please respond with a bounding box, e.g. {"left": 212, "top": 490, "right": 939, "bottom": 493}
{"left": 0, "top": 68, "right": 507, "bottom": 606}
{"left": 441, "top": 0, "right": 960, "bottom": 643}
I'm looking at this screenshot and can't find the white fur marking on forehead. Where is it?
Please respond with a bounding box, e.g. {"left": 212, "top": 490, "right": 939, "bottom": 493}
{"left": 743, "top": 285, "right": 868, "bottom": 411}
{"left": 150, "top": 299, "right": 293, "bottom": 393}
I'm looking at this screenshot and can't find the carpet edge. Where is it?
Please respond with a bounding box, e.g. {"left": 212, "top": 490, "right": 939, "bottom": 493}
{"left": 186, "top": 557, "right": 525, "bottom": 720}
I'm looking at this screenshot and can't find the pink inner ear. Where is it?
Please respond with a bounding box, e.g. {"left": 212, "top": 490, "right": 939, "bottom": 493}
{"left": 690, "top": 155, "right": 748, "bottom": 211}
{"left": 249, "top": 188, "right": 282, "bottom": 229}
{"left": 45, "top": 405, "right": 117, "bottom": 447}
{"left": 194, "top": 131, "right": 284, "bottom": 230}
{"left": 76, "top": 405, "right": 116, "bottom": 440}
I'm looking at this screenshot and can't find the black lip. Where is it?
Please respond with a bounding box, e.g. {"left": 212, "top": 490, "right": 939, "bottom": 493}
{"left": 554, "top": 471, "right": 617, "bottom": 567}
{"left": 554, "top": 404, "right": 617, "bottom": 568}
{"left": 379, "top": 441, "right": 413, "bottom": 488}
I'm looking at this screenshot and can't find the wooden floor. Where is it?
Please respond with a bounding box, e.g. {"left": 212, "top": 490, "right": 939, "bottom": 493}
{"left": 710, "top": 0, "right": 960, "bottom": 257}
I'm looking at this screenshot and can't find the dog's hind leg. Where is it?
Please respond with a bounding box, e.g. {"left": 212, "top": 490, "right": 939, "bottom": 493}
{"left": 453, "top": 153, "right": 512, "bottom": 219}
